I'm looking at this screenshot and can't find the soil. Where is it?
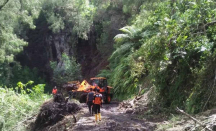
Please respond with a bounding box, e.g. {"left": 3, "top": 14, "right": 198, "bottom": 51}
{"left": 71, "top": 101, "right": 156, "bottom": 131}
{"left": 32, "top": 94, "right": 81, "bottom": 131}
{"left": 29, "top": 96, "right": 216, "bottom": 131}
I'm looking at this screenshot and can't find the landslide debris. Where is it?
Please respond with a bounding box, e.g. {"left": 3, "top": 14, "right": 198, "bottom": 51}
{"left": 32, "top": 94, "right": 81, "bottom": 131}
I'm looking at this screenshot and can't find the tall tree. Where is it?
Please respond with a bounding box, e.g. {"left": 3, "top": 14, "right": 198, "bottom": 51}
{"left": 0, "top": 0, "right": 43, "bottom": 85}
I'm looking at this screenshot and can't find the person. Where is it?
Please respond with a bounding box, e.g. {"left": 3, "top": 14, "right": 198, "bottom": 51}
{"left": 93, "top": 83, "right": 100, "bottom": 91}
{"left": 68, "top": 90, "right": 73, "bottom": 100}
{"left": 52, "top": 86, "right": 57, "bottom": 96}
{"left": 86, "top": 88, "right": 95, "bottom": 115}
{"left": 99, "top": 87, "right": 105, "bottom": 92}
{"left": 93, "top": 88, "right": 103, "bottom": 122}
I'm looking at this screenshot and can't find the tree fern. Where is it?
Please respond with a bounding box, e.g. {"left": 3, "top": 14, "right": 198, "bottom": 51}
{"left": 109, "top": 42, "right": 134, "bottom": 61}
{"left": 114, "top": 34, "right": 130, "bottom": 45}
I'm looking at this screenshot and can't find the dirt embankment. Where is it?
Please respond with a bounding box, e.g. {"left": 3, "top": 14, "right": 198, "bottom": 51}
{"left": 28, "top": 94, "right": 81, "bottom": 131}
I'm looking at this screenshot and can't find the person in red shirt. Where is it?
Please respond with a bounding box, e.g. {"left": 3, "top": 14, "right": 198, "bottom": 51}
{"left": 52, "top": 86, "right": 57, "bottom": 96}
{"left": 93, "top": 88, "right": 103, "bottom": 122}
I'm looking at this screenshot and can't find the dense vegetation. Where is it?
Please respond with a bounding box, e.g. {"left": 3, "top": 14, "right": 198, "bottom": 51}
{"left": 0, "top": 0, "right": 45, "bottom": 87}
{"left": 1, "top": 0, "right": 216, "bottom": 120}
{"left": 0, "top": 81, "right": 51, "bottom": 131}
{"left": 102, "top": 0, "right": 216, "bottom": 113}
{"left": 50, "top": 53, "right": 82, "bottom": 85}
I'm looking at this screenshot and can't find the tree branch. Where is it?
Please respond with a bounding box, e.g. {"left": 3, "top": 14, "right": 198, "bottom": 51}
{"left": 0, "top": 0, "right": 9, "bottom": 11}
{"left": 176, "top": 107, "right": 213, "bottom": 131}
{"left": 192, "top": 20, "right": 216, "bottom": 33}
{"left": 205, "top": 21, "right": 216, "bottom": 28}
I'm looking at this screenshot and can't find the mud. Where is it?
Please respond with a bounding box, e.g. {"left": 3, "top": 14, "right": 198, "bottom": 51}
{"left": 71, "top": 102, "right": 156, "bottom": 131}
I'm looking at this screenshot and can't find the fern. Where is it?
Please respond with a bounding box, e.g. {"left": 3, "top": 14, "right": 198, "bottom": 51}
{"left": 114, "top": 34, "right": 130, "bottom": 44}
{"left": 109, "top": 42, "right": 134, "bottom": 61}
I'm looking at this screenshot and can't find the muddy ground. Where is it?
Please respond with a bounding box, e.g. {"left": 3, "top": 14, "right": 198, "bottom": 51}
{"left": 71, "top": 101, "right": 156, "bottom": 131}
{"left": 29, "top": 92, "right": 216, "bottom": 131}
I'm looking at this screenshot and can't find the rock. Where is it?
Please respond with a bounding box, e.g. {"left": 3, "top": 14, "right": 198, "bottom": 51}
{"left": 210, "top": 109, "right": 216, "bottom": 115}
{"left": 212, "top": 125, "right": 216, "bottom": 131}
{"left": 145, "top": 122, "right": 157, "bottom": 131}
{"left": 184, "top": 124, "right": 193, "bottom": 131}
{"left": 140, "top": 127, "right": 148, "bottom": 131}
{"left": 126, "top": 109, "right": 134, "bottom": 114}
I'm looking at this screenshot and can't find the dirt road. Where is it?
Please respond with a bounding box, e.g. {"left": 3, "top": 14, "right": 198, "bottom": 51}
{"left": 71, "top": 102, "right": 155, "bottom": 131}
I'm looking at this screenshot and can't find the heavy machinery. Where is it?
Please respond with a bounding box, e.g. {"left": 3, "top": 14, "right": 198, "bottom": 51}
{"left": 71, "top": 77, "right": 113, "bottom": 103}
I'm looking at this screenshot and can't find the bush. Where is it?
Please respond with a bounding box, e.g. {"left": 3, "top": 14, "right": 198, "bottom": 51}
{"left": 0, "top": 81, "right": 51, "bottom": 131}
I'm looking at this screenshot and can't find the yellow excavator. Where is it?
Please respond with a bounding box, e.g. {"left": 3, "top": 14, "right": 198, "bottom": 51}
{"left": 70, "top": 77, "right": 113, "bottom": 103}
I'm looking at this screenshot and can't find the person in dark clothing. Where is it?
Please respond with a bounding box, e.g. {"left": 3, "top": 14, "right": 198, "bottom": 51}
{"left": 68, "top": 90, "right": 73, "bottom": 99}
{"left": 86, "top": 88, "right": 95, "bottom": 115}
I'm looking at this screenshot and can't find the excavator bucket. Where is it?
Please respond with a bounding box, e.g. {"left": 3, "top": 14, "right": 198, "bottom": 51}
{"left": 76, "top": 80, "right": 90, "bottom": 91}
{"left": 70, "top": 77, "right": 113, "bottom": 103}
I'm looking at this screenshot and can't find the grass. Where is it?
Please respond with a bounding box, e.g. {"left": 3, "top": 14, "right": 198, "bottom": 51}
{"left": 156, "top": 114, "right": 183, "bottom": 131}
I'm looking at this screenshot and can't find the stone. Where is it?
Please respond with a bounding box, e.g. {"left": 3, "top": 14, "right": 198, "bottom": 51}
{"left": 126, "top": 108, "right": 134, "bottom": 114}
{"left": 212, "top": 125, "right": 216, "bottom": 131}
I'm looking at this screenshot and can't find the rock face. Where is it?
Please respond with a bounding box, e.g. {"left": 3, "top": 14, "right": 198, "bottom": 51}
{"left": 16, "top": 7, "right": 128, "bottom": 83}
{"left": 46, "top": 31, "right": 72, "bottom": 63}
{"left": 16, "top": 12, "right": 108, "bottom": 82}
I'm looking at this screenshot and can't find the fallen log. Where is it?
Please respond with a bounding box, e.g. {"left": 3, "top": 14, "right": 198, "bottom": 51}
{"left": 176, "top": 107, "right": 212, "bottom": 131}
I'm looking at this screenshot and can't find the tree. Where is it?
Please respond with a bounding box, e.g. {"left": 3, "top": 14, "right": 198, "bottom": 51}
{"left": 0, "top": 0, "right": 43, "bottom": 86}
{"left": 104, "top": 26, "right": 145, "bottom": 98}
{"left": 0, "top": 0, "right": 9, "bottom": 11}
{"left": 42, "top": 0, "right": 96, "bottom": 39}
{"left": 0, "top": 0, "right": 42, "bottom": 63}
{"left": 50, "top": 53, "right": 82, "bottom": 86}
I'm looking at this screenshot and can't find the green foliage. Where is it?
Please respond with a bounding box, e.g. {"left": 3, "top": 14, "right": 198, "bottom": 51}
{"left": 1, "top": 0, "right": 216, "bottom": 115}
{"left": 102, "top": 0, "right": 216, "bottom": 113}
{"left": 0, "top": 62, "right": 46, "bottom": 87}
{"left": 93, "top": 0, "right": 147, "bottom": 56}
{"left": 0, "top": 81, "right": 51, "bottom": 131}
{"left": 0, "top": 0, "right": 46, "bottom": 89}
{"left": 0, "top": 0, "right": 43, "bottom": 63}
{"left": 50, "top": 53, "right": 82, "bottom": 85}
{"left": 101, "top": 25, "right": 146, "bottom": 98}
{"left": 42, "top": 0, "right": 96, "bottom": 39}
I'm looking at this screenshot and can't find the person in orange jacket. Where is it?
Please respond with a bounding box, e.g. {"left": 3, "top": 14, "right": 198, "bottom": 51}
{"left": 93, "top": 88, "right": 103, "bottom": 123}
{"left": 52, "top": 86, "right": 57, "bottom": 96}
{"left": 93, "top": 83, "right": 100, "bottom": 90}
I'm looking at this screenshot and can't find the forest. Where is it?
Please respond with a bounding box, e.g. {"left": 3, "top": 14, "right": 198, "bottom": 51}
{"left": 0, "top": 0, "right": 216, "bottom": 130}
